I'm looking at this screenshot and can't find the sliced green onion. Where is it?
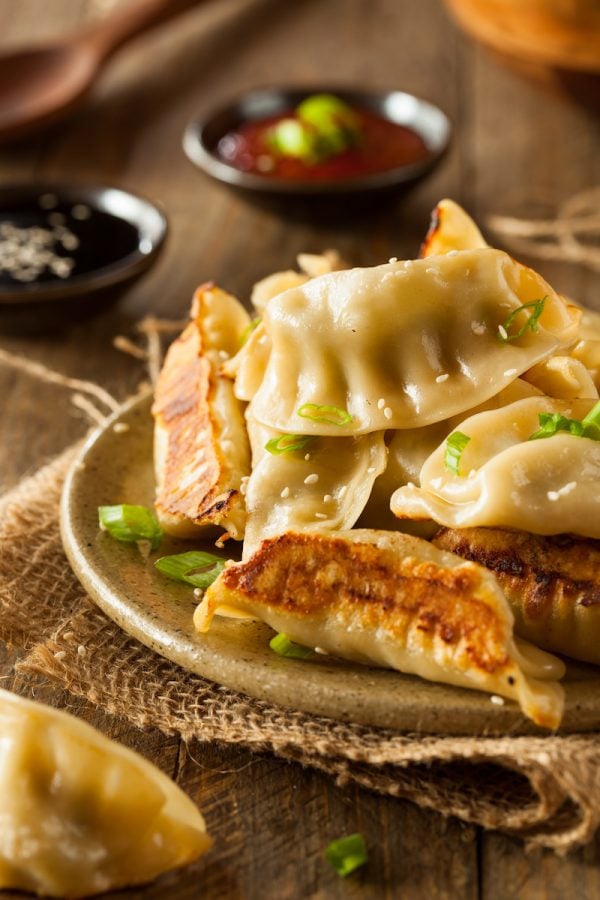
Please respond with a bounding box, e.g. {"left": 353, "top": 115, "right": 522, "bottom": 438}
{"left": 269, "top": 633, "right": 314, "bottom": 659}
{"left": 581, "top": 400, "right": 600, "bottom": 440}
{"left": 98, "top": 504, "right": 162, "bottom": 550}
{"left": 265, "top": 434, "right": 315, "bottom": 455}
{"left": 324, "top": 833, "right": 368, "bottom": 878}
{"left": 297, "top": 403, "right": 353, "bottom": 426}
{"left": 239, "top": 317, "right": 261, "bottom": 347}
{"left": 529, "top": 401, "right": 600, "bottom": 441}
{"left": 444, "top": 431, "right": 471, "bottom": 476}
{"left": 498, "top": 297, "right": 546, "bottom": 343}
{"left": 155, "top": 551, "right": 225, "bottom": 590}
{"left": 296, "top": 93, "right": 360, "bottom": 155}
{"left": 267, "top": 118, "right": 318, "bottom": 161}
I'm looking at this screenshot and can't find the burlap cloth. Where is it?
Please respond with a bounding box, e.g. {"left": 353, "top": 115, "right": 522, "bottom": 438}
{"left": 2, "top": 446, "right": 600, "bottom": 854}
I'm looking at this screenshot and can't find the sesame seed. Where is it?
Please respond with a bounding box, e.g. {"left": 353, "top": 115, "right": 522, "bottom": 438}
{"left": 304, "top": 473, "right": 319, "bottom": 485}
{"left": 430, "top": 477, "right": 443, "bottom": 489}
{"left": 63, "top": 632, "right": 74, "bottom": 641}
{"left": 547, "top": 481, "right": 577, "bottom": 501}
{"left": 503, "top": 368, "right": 518, "bottom": 378}
{"left": 54, "top": 650, "right": 67, "bottom": 661}
{"left": 323, "top": 494, "right": 333, "bottom": 503}
{"left": 490, "top": 695, "right": 505, "bottom": 706}
{"left": 367, "top": 467, "right": 376, "bottom": 474}
{"left": 219, "top": 349, "right": 229, "bottom": 360}
{"left": 315, "top": 512, "right": 328, "bottom": 519}
{"left": 304, "top": 453, "right": 311, "bottom": 461}
{"left": 38, "top": 192, "right": 58, "bottom": 210}
{"left": 77, "top": 645, "right": 86, "bottom": 657}
{"left": 338, "top": 485, "right": 348, "bottom": 498}
{"left": 388, "top": 256, "right": 398, "bottom": 263}
{"left": 193, "top": 587, "right": 204, "bottom": 598}
{"left": 377, "top": 398, "right": 386, "bottom": 410}
{"left": 498, "top": 325, "right": 509, "bottom": 340}
{"left": 280, "top": 486, "right": 290, "bottom": 499}
{"left": 112, "top": 422, "right": 129, "bottom": 433}
{"left": 471, "top": 322, "right": 486, "bottom": 336}
{"left": 383, "top": 406, "right": 393, "bottom": 420}
{"left": 72, "top": 204, "right": 91, "bottom": 221}
{"left": 435, "top": 373, "right": 449, "bottom": 384}
{"left": 314, "top": 646, "right": 328, "bottom": 655}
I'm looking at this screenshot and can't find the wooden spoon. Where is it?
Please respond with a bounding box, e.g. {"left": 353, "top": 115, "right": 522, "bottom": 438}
{"left": 0, "top": 0, "right": 208, "bottom": 142}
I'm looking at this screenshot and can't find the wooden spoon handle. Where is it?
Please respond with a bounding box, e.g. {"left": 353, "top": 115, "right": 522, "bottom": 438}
{"left": 80, "top": 0, "right": 209, "bottom": 61}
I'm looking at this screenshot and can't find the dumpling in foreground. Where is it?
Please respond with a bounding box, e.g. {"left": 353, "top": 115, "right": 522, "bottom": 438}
{"left": 194, "top": 530, "right": 565, "bottom": 729}
{"left": 0, "top": 689, "right": 211, "bottom": 898}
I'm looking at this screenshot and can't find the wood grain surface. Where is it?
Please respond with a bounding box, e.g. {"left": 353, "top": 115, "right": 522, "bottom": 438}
{"left": 0, "top": 1, "right": 599, "bottom": 898}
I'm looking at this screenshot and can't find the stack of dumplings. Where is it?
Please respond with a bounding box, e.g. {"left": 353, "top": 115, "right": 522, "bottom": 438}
{"left": 154, "top": 199, "right": 600, "bottom": 729}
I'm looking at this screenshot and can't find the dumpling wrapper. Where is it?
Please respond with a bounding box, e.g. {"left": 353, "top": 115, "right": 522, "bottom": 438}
{"left": 0, "top": 689, "right": 211, "bottom": 898}
{"left": 250, "top": 250, "right": 346, "bottom": 314}
{"left": 391, "top": 397, "right": 600, "bottom": 539}
{"left": 153, "top": 284, "right": 251, "bottom": 540}
{"left": 246, "top": 249, "right": 579, "bottom": 435}
{"left": 522, "top": 355, "right": 598, "bottom": 399}
{"left": 243, "top": 420, "right": 386, "bottom": 557}
{"left": 194, "top": 530, "right": 565, "bottom": 729}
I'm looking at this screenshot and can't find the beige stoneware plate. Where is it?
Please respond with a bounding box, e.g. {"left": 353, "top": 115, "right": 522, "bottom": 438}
{"left": 61, "top": 394, "right": 600, "bottom": 735}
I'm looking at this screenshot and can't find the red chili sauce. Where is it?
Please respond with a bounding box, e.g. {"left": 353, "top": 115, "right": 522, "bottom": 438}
{"left": 216, "top": 108, "right": 431, "bottom": 182}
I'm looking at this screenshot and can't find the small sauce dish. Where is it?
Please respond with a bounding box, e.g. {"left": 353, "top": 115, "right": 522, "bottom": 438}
{"left": 183, "top": 86, "right": 451, "bottom": 202}
{"left": 0, "top": 183, "right": 167, "bottom": 333}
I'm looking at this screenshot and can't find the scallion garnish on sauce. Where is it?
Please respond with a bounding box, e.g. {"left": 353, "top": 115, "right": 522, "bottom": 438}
{"left": 297, "top": 403, "right": 353, "bottom": 426}
{"left": 98, "top": 504, "right": 163, "bottom": 550}
{"left": 154, "top": 551, "right": 225, "bottom": 590}
{"left": 444, "top": 431, "right": 471, "bottom": 476}
{"left": 265, "top": 434, "right": 315, "bottom": 455}
{"left": 498, "top": 297, "right": 546, "bottom": 343}
{"left": 529, "top": 400, "right": 600, "bottom": 442}
{"left": 324, "top": 833, "right": 368, "bottom": 878}
{"left": 269, "top": 633, "right": 314, "bottom": 659}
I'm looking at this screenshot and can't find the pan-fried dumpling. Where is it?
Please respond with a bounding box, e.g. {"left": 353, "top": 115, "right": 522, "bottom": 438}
{"left": 247, "top": 249, "right": 579, "bottom": 436}
{"left": 420, "top": 198, "right": 487, "bottom": 257}
{"left": 194, "top": 530, "right": 565, "bottom": 728}
{"left": 243, "top": 421, "right": 386, "bottom": 557}
{"left": 391, "top": 397, "right": 600, "bottom": 539}
{"left": 434, "top": 527, "right": 600, "bottom": 665}
{"left": 153, "top": 284, "right": 251, "bottom": 540}
{"left": 0, "top": 689, "right": 211, "bottom": 898}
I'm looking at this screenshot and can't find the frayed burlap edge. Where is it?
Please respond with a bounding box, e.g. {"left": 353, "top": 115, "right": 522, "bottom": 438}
{"left": 2, "top": 447, "right": 600, "bottom": 854}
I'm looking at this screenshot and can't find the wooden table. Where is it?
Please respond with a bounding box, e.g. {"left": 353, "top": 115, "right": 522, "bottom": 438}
{"left": 1, "top": 1, "right": 599, "bottom": 897}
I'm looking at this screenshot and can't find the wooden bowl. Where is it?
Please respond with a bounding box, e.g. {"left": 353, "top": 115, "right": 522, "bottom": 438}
{"left": 444, "top": 0, "right": 600, "bottom": 72}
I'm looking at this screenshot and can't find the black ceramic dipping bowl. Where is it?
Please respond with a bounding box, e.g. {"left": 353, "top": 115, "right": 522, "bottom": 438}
{"left": 0, "top": 184, "right": 167, "bottom": 334}
{"left": 183, "top": 86, "right": 451, "bottom": 207}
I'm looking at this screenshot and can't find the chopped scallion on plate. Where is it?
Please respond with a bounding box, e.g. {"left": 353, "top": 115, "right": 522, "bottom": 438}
{"left": 324, "top": 833, "right": 368, "bottom": 877}
{"left": 154, "top": 551, "right": 225, "bottom": 590}
{"left": 269, "top": 633, "right": 314, "bottom": 659}
{"left": 98, "top": 504, "right": 162, "bottom": 550}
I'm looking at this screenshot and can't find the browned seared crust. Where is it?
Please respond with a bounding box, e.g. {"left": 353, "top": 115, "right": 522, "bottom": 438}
{"left": 420, "top": 204, "right": 441, "bottom": 258}
{"left": 218, "top": 531, "right": 511, "bottom": 675}
{"left": 434, "top": 527, "right": 600, "bottom": 664}
{"left": 152, "top": 312, "right": 237, "bottom": 528}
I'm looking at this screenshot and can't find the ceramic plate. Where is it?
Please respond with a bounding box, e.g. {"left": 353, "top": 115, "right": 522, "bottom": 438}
{"left": 61, "top": 394, "right": 600, "bottom": 735}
